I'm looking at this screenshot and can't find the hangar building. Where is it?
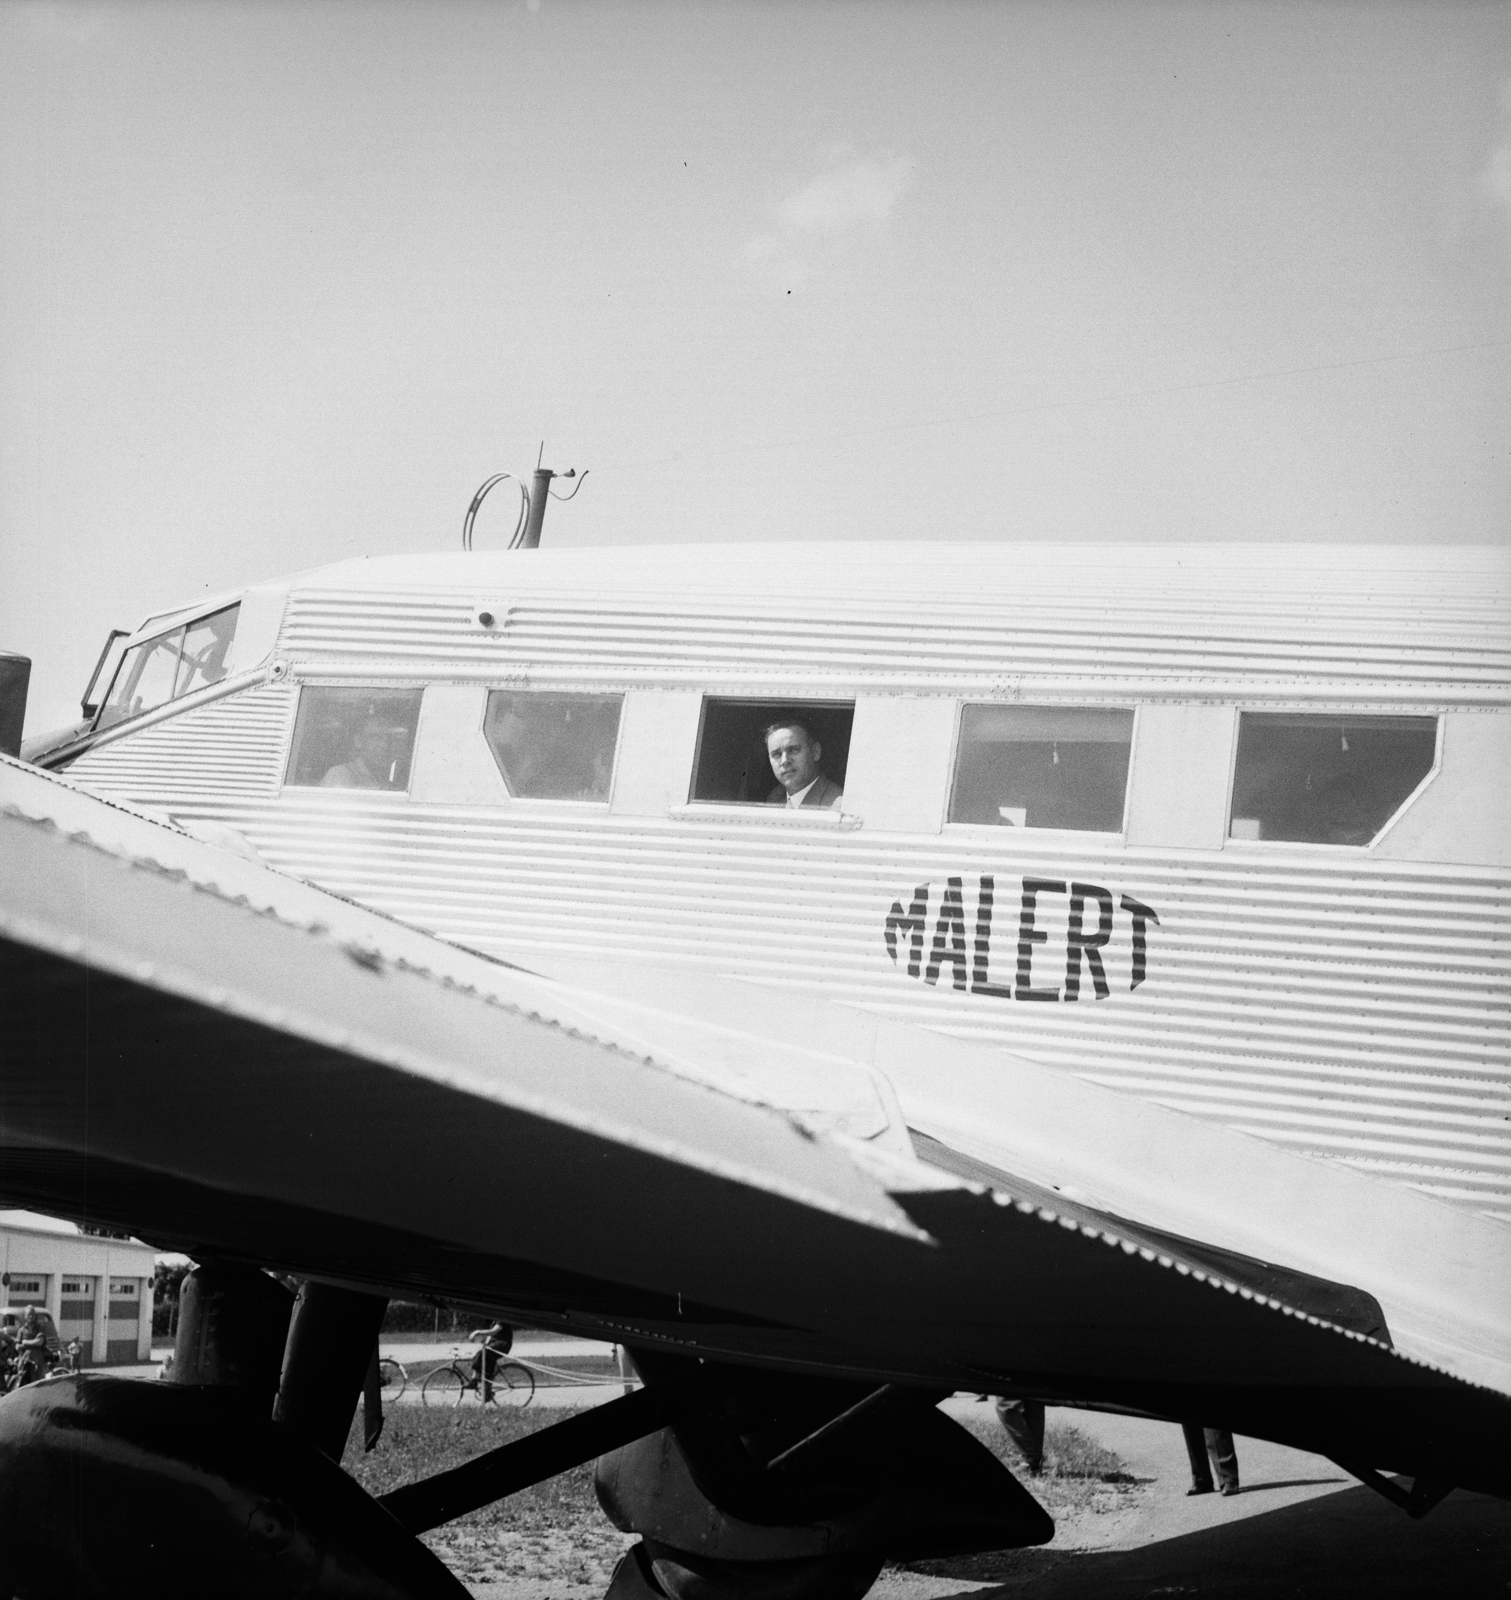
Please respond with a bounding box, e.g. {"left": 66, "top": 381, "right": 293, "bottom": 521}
{"left": 0, "top": 1211, "right": 156, "bottom": 1366}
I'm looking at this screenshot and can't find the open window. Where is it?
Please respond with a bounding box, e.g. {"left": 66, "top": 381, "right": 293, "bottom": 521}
{"left": 1228, "top": 713, "right": 1437, "bottom": 845}
{"left": 949, "top": 705, "right": 1134, "bottom": 831}
{"left": 94, "top": 604, "right": 240, "bottom": 732}
{"left": 690, "top": 699, "right": 854, "bottom": 805}
{"left": 285, "top": 687, "right": 424, "bottom": 791}
{"left": 484, "top": 691, "right": 622, "bottom": 801}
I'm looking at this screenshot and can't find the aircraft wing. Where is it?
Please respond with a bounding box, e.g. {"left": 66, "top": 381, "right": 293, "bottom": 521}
{"left": 2, "top": 754, "right": 1507, "bottom": 1498}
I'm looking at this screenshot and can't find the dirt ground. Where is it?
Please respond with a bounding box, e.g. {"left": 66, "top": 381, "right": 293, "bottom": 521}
{"left": 455, "top": 1401, "right": 1511, "bottom": 1600}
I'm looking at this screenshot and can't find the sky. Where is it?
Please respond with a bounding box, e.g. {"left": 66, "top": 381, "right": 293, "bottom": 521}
{"left": 3, "top": 0, "right": 1509, "bottom": 731}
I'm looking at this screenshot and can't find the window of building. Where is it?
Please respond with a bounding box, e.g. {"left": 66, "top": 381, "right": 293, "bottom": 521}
{"left": 6, "top": 1276, "right": 46, "bottom": 1303}
{"left": 95, "top": 604, "right": 240, "bottom": 731}
{"left": 1228, "top": 713, "right": 1438, "bottom": 845}
{"left": 949, "top": 705, "right": 1134, "bottom": 831}
{"left": 285, "top": 687, "right": 424, "bottom": 790}
{"left": 483, "top": 691, "right": 623, "bottom": 801}
{"left": 689, "top": 699, "right": 854, "bottom": 805}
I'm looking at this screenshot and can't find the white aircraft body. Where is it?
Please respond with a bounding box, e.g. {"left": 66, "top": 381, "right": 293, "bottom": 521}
{"left": 1, "top": 539, "right": 1507, "bottom": 1599}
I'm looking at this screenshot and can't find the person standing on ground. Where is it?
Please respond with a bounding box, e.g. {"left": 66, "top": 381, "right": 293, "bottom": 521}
{"left": 13, "top": 1308, "right": 49, "bottom": 1388}
{"left": 1182, "top": 1422, "right": 1240, "bottom": 1495}
{"left": 995, "top": 1396, "right": 1045, "bottom": 1475}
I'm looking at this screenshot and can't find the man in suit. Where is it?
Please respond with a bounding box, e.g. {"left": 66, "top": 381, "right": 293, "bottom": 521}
{"left": 765, "top": 719, "right": 843, "bottom": 808}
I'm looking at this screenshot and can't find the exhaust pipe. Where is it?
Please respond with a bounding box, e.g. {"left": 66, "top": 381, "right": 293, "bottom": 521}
{"left": 0, "top": 654, "right": 30, "bottom": 758}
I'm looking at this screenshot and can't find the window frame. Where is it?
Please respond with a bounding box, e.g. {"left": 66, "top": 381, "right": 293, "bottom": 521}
{"left": 280, "top": 680, "right": 428, "bottom": 796}
{"left": 943, "top": 699, "right": 1140, "bottom": 838}
{"left": 685, "top": 695, "right": 857, "bottom": 810}
{"left": 1222, "top": 708, "right": 1444, "bottom": 851}
{"left": 480, "top": 687, "right": 625, "bottom": 806}
{"left": 92, "top": 602, "right": 242, "bottom": 733}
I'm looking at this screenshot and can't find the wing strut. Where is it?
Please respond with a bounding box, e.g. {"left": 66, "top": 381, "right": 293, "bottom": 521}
{"left": 380, "top": 1385, "right": 677, "bottom": 1533}
{"left": 1332, "top": 1462, "right": 1457, "bottom": 1519}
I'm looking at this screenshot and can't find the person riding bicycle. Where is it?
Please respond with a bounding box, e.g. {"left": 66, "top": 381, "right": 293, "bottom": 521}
{"left": 468, "top": 1321, "right": 514, "bottom": 1404}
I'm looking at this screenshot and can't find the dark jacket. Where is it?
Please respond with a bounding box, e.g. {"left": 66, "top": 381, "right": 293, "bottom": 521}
{"left": 766, "top": 774, "right": 843, "bottom": 809}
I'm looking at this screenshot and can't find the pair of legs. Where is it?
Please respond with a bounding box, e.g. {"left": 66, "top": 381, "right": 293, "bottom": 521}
{"left": 1182, "top": 1423, "right": 1239, "bottom": 1495}
{"left": 470, "top": 1347, "right": 500, "bottom": 1402}
{"left": 994, "top": 1397, "right": 1045, "bottom": 1475}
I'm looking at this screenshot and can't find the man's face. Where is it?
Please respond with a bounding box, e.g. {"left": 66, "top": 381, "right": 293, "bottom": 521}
{"left": 766, "top": 726, "right": 821, "bottom": 794}
{"left": 356, "top": 721, "right": 404, "bottom": 769}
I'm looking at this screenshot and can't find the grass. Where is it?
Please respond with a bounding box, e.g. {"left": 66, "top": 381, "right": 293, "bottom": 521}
{"left": 342, "top": 1403, "right": 1142, "bottom": 1591}
{"left": 344, "top": 1405, "right": 631, "bottom": 1588}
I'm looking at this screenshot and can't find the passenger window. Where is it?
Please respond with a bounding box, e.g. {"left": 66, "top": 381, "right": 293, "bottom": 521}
{"left": 94, "top": 604, "right": 241, "bottom": 731}
{"left": 1229, "top": 713, "right": 1437, "bottom": 845}
{"left": 690, "top": 699, "right": 853, "bottom": 805}
{"left": 949, "top": 705, "right": 1134, "bottom": 831}
{"left": 285, "top": 687, "right": 424, "bottom": 790}
{"left": 484, "top": 691, "right": 622, "bottom": 801}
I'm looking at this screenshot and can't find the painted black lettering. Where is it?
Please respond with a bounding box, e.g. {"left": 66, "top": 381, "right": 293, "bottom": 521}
{"left": 926, "top": 876, "right": 969, "bottom": 991}
{"left": 1017, "top": 877, "right": 1065, "bottom": 1001}
{"left": 885, "top": 884, "right": 930, "bottom": 978}
{"left": 1120, "top": 893, "right": 1161, "bottom": 990}
{"left": 971, "top": 874, "right": 1013, "bottom": 998}
{"left": 1065, "top": 882, "right": 1114, "bottom": 1001}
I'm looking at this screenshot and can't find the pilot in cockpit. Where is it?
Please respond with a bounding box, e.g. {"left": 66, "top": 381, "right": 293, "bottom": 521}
{"left": 764, "top": 719, "right": 842, "bottom": 809}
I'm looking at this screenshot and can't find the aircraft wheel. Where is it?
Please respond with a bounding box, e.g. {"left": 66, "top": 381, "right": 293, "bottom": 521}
{"left": 641, "top": 1540, "right": 883, "bottom": 1600}
{"left": 422, "top": 1366, "right": 467, "bottom": 1407}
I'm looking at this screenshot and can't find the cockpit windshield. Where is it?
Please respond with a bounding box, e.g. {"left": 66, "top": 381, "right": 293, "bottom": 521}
{"left": 95, "top": 604, "right": 240, "bottom": 732}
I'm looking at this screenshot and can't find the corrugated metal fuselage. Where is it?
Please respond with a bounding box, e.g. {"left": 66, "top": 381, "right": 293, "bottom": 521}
{"left": 57, "top": 543, "right": 1511, "bottom": 1229}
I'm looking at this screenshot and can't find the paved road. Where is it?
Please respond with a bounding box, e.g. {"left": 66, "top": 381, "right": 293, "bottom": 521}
{"left": 874, "top": 1403, "right": 1510, "bottom": 1600}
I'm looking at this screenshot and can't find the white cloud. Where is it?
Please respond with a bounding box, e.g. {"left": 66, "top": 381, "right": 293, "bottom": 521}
{"left": 776, "top": 154, "right": 912, "bottom": 235}
{"left": 746, "top": 151, "right": 913, "bottom": 283}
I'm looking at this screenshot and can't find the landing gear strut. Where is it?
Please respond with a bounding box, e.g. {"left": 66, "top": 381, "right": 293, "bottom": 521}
{"left": 0, "top": 1265, "right": 466, "bottom": 1599}
{"left": 0, "top": 1281, "right": 1052, "bottom": 1600}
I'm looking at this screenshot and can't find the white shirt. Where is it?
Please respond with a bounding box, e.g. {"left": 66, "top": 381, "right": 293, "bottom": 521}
{"left": 786, "top": 777, "right": 820, "bottom": 808}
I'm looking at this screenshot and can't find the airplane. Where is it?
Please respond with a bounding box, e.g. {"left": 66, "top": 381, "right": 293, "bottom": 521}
{"left": 1, "top": 518, "right": 1508, "bottom": 1600}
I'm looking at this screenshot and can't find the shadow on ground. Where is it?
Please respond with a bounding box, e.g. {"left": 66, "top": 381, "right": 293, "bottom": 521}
{"left": 894, "top": 1483, "right": 1510, "bottom": 1598}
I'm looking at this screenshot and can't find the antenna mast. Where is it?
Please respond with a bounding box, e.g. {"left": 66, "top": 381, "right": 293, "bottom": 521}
{"left": 462, "top": 443, "right": 588, "bottom": 551}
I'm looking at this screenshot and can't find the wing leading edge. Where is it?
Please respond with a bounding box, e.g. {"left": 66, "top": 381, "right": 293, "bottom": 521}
{"left": 1, "top": 755, "right": 1507, "bottom": 1498}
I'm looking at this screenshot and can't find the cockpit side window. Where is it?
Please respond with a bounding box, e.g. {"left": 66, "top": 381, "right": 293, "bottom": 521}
{"left": 175, "top": 606, "right": 240, "bottom": 698}
{"left": 94, "top": 604, "right": 241, "bottom": 732}
{"left": 285, "top": 686, "right": 424, "bottom": 791}
{"left": 97, "top": 628, "right": 184, "bottom": 731}
{"left": 1228, "top": 713, "right": 1438, "bottom": 845}
{"left": 484, "top": 691, "right": 623, "bottom": 801}
{"left": 949, "top": 705, "right": 1134, "bottom": 831}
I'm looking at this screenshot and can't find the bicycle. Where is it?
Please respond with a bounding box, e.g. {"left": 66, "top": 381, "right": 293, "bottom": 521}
{"left": 378, "top": 1355, "right": 407, "bottom": 1403}
{"left": 420, "top": 1344, "right": 534, "bottom": 1407}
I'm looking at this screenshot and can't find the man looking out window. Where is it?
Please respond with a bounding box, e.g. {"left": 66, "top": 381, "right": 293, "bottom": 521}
{"left": 764, "top": 720, "right": 843, "bottom": 809}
